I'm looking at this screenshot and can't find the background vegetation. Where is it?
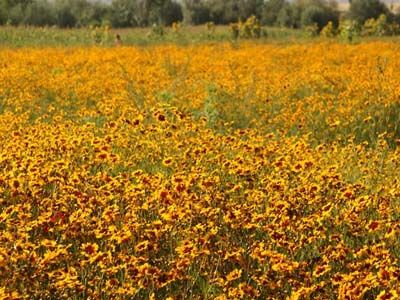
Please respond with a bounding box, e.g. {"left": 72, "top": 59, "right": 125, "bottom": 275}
{"left": 2, "top": 0, "right": 400, "bottom": 33}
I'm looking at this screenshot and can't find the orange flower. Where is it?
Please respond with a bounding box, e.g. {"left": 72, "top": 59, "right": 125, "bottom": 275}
{"left": 226, "top": 269, "right": 242, "bottom": 282}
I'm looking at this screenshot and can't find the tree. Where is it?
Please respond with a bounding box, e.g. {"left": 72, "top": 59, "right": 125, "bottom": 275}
{"left": 262, "top": 0, "right": 286, "bottom": 26}
{"left": 132, "top": 0, "right": 182, "bottom": 26}
{"left": 348, "top": 0, "right": 390, "bottom": 25}
{"left": 238, "top": 0, "right": 263, "bottom": 21}
{"left": 159, "top": 0, "right": 183, "bottom": 25}
{"left": 182, "top": 0, "right": 210, "bottom": 25}
{"left": 54, "top": 0, "right": 77, "bottom": 27}
{"left": 0, "top": 0, "right": 6, "bottom": 24}
{"left": 24, "top": 0, "right": 56, "bottom": 26}
{"left": 8, "top": 3, "right": 27, "bottom": 25}
{"left": 276, "top": 2, "right": 302, "bottom": 28}
{"left": 301, "top": 2, "right": 339, "bottom": 30}
{"left": 71, "top": 0, "right": 108, "bottom": 27}
{"left": 0, "top": 0, "right": 33, "bottom": 25}
{"left": 186, "top": 0, "right": 263, "bottom": 25}
{"left": 133, "top": 0, "right": 152, "bottom": 26}
{"left": 110, "top": 0, "right": 136, "bottom": 27}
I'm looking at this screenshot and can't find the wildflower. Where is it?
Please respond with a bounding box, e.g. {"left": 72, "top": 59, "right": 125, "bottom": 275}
{"left": 226, "top": 269, "right": 242, "bottom": 282}
{"left": 162, "top": 157, "right": 173, "bottom": 167}
{"left": 376, "top": 290, "right": 399, "bottom": 300}
{"left": 81, "top": 243, "right": 99, "bottom": 256}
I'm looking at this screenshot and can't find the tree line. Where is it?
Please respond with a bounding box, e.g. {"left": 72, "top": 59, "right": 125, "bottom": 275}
{"left": 1, "top": 0, "right": 399, "bottom": 30}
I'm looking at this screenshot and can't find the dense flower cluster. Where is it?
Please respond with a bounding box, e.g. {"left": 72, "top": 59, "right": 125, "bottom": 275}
{"left": 1, "top": 42, "right": 400, "bottom": 299}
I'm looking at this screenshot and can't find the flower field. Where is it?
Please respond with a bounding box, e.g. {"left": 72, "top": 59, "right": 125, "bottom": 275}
{"left": 1, "top": 42, "right": 400, "bottom": 299}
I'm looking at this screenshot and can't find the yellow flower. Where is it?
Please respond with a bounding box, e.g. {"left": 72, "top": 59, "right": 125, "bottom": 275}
{"left": 313, "top": 264, "right": 331, "bottom": 278}
{"left": 226, "top": 269, "right": 242, "bottom": 282}
{"left": 162, "top": 157, "right": 173, "bottom": 167}
{"left": 81, "top": 243, "right": 99, "bottom": 256}
{"left": 377, "top": 290, "right": 399, "bottom": 300}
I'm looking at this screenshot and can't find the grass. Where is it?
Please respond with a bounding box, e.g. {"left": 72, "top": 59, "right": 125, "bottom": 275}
{"left": 3, "top": 24, "right": 400, "bottom": 50}
{"left": 0, "top": 25, "right": 319, "bottom": 48}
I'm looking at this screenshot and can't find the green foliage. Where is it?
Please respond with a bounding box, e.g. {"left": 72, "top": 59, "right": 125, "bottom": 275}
{"left": 181, "top": 0, "right": 264, "bottom": 25}
{"left": 320, "top": 21, "right": 336, "bottom": 37}
{"left": 54, "top": 0, "right": 77, "bottom": 28}
{"left": 7, "top": 3, "right": 25, "bottom": 25}
{"left": 75, "top": 1, "right": 109, "bottom": 27}
{"left": 339, "top": 20, "right": 360, "bottom": 42}
{"left": 362, "top": 14, "right": 389, "bottom": 36}
{"left": 230, "top": 23, "right": 240, "bottom": 39}
{"left": 342, "top": 102, "right": 400, "bottom": 149}
{"left": 205, "top": 21, "right": 215, "bottom": 35}
{"left": 348, "top": 0, "right": 391, "bottom": 25}
{"left": 1, "top": 0, "right": 400, "bottom": 39}
{"left": 90, "top": 24, "right": 111, "bottom": 45}
{"left": 230, "top": 15, "right": 262, "bottom": 39}
{"left": 137, "top": 0, "right": 182, "bottom": 26}
{"left": 304, "top": 23, "right": 319, "bottom": 36}
{"left": 262, "top": 0, "right": 286, "bottom": 26}
{"left": 24, "top": 0, "right": 56, "bottom": 26}
{"left": 110, "top": 0, "right": 136, "bottom": 27}
{"left": 0, "top": 0, "right": 182, "bottom": 28}
{"left": 276, "top": 3, "right": 301, "bottom": 28}
{"left": 300, "top": 3, "right": 338, "bottom": 31}
{"left": 149, "top": 23, "right": 165, "bottom": 38}
{"left": 159, "top": 0, "right": 183, "bottom": 26}
{"left": 182, "top": 0, "right": 210, "bottom": 25}
{"left": 210, "top": 0, "right": 263, "bottom": 24}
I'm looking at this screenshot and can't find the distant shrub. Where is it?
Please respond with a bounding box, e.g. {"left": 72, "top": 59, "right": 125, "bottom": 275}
{"left": 301, "top": 4, "right": 338, "bottom": 31}
{"left": 171, "top": 21, "right": 181, "bottom": 34}
{"left": 149, "top": 23, "right": 165, "bottom": 38}
{"left": 339, "top": 20, "right": 360, "bottom": 42}
{"left": 320, "top": 21, "right": 336, "bottom": 37}
{"left": 348, "top": 0, "right": 390, "bottom": 25}
{"left": 388, "top": 22, "right": 400, "bottom": 35}
{"left": 90, "top": 24, "right": 110, "bottom": 45}
{"left": 230, "top": 15, "right": 262, "bottom": 39}
{"left": 205, "top": 21, "right": 215, "bottom": 37}
{"left": 305, "top": 23, "right": 319, "bottom": 37}
{"left": 362, "top": 14, "right": 389, "bottom": 36}
{"left": 230, "top": 22, "right": 240, "bottom": 39}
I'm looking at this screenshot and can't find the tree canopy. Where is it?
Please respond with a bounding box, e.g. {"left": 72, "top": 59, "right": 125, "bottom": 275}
{"left": 0, "top": 0, "right": 397, "bottom": 29}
